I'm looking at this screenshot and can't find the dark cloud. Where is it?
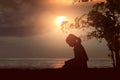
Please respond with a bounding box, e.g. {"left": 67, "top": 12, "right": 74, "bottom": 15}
{"left": 0, "top": 0, "right": 90, "bottom": 37}
{"left": 0, "top": 0, "right": 51, "bottom": 37}
{"left": 0, "top": 26, "right": 47, "bottom": 37}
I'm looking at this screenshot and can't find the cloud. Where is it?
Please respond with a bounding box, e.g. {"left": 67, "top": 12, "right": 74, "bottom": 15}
{"left": 0, "top": 0, "right": 53, "bottom": 37}
{"left": 0, "top": 0, "right": 93, "bottom": 37}
{"left": 0, "top": 26, "right": 47, "bottom": 37}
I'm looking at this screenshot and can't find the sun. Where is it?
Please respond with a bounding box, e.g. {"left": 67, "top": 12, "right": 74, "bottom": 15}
{"left": 56, "top": 16, "right": 67, "bottom": 25}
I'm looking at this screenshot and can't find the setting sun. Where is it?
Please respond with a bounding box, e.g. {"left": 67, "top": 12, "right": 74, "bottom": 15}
{"left": 56, "top": 16, "right": 67, "bottom": 25}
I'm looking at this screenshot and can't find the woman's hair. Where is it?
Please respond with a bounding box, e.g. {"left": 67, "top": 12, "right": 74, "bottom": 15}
{"left": 66, "top": 34, "right": 81, "bottom": 46}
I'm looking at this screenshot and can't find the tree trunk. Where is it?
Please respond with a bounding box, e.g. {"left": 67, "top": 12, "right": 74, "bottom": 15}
{"left": 111, "top": 51, "right": 115, "bottom": 68}
{"left": 115, "top": 51, "right": 120, "bottom": 68}
{"left": 114, "top": 36, "right": 120, "bottom": 68}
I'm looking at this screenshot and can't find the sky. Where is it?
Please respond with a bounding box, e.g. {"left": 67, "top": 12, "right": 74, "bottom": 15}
{"left": 0, "top": 0, "right": 110, "bottom": 58}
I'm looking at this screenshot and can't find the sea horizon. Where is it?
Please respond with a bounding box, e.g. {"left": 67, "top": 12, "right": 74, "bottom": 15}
{"left": 0, "top": 58, "right": 113, "bottom": 69}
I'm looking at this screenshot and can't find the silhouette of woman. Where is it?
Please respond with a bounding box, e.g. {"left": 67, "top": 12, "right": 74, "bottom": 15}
{"left": 63, "top": 34, "right": 88, "bottom": 69}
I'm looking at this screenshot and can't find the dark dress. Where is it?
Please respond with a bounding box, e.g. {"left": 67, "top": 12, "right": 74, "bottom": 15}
{"left": 63, "top": 42, "right": 88, "bottom": 69}
{"left": 73, "top": 43, "right": 88, "bottom": 68}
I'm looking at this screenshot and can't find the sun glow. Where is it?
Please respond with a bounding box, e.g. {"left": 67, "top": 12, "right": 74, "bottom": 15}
{"left": 56, "top": 16, "right": 67, "bottom": 25}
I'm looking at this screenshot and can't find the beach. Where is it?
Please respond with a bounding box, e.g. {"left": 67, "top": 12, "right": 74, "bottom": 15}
{"left": 0, "top": 68, "right": 120, "bottom": 80}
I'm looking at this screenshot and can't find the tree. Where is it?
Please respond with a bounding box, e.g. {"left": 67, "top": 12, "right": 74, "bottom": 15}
{"left": 61, "top": 0, "right": 120, "bottom": 68}
{"left": 86, "top": 0, "right": 120, "bottom": 68}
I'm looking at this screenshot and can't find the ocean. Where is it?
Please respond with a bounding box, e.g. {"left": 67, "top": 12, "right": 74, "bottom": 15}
{"left": 0, "top": 58, "right": 113, "bottom": 69}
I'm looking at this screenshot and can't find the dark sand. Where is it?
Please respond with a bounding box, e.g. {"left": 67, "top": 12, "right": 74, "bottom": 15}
{"left": 0, "top": 68, "right": 120, "bottom": 80}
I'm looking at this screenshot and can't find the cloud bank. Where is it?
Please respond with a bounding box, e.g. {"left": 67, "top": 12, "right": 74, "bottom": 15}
{"left": 0, "top": 0, "right": 54, "bottom": 37}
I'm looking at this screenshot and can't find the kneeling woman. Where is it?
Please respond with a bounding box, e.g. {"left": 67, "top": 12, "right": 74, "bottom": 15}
{"left": 63, "top": 34, "right": 88, "bottom": 69}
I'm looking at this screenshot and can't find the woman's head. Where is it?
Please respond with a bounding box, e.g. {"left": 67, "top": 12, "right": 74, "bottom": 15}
{"left": 66, "top": 34, "right": 81, "bottom": 47}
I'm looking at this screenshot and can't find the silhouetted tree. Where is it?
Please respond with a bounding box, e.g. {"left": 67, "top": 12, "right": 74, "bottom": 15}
{"left": 61, "top": 0, "right": 120, "bottom": 68}
{"left": 86, "top": 0, "right": 120, "bottom": 68}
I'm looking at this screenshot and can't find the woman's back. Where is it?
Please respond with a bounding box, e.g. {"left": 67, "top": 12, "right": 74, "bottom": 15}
{"left": 74, "top": 43, "right": 88, "bottom": 61}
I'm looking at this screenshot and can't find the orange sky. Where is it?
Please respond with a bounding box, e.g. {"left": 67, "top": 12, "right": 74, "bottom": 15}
{"left": 48, "top": 0, "right": 106, "bottom": 5}
{"left": 0, "top": 0, "right": 109, "bottom": 58}
{"left": 93, "top": 0, "right": 106, "bottom": 1}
